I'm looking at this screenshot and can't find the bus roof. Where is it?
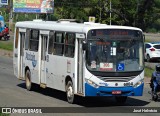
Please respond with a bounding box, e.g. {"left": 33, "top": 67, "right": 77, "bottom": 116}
{"left": 15, "top": 20, "right": 142, "bottom": 33}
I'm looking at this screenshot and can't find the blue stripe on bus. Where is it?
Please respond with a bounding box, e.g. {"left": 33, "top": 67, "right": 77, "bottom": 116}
{"left": 85, "top": 83, "right": 144, "bottom": 96}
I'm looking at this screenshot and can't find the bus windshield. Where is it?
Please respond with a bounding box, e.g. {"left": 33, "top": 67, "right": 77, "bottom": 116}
{"left": 86, "top": 29, "right": 144, "bottom": 73}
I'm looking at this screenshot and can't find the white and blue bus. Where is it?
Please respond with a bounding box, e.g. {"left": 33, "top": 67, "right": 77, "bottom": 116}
{"left": 13, "top": 19, "right": 145, "bottom": 103}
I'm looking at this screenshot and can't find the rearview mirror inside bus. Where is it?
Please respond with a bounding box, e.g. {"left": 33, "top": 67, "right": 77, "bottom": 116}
{"left": 82, "top": 42, "right": 87, "bottom": 50}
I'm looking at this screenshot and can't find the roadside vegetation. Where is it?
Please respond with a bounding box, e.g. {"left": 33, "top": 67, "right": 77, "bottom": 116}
{"left": 0, "top": 113, "right": 10, "bottom": 116}
{"left": 1, "top": 0, "right": 160, "bottom": 32}
{"left": 145, "top": 67, "right": 154, "bottom": 78}
{"left": 0, "top": 41, "right": 13, "bottom": 51}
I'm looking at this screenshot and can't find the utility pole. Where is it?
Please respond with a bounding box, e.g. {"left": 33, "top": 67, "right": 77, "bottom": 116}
{"left": 99, "top": 0, "right": 102, "bottom": 23}
{"left": 9, "top": 0, "right": 13, "bottom": 31}
{"left": 109, "top": 0, "right": 111, "bottom": 25}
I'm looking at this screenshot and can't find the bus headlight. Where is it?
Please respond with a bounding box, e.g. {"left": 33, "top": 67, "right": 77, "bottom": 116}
{"left": 133, "top": 79, "right": 144, "bottom": 88}
{"left": 85, "top": 79, "right": 99, "bottom": 88}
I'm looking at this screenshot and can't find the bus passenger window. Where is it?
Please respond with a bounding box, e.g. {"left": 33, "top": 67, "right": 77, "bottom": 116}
{"left": 25, "top": 29, "right": 30, "bottom": 50}
{"left": 29, "top": 30, "right": 39, "bottom": 52}
{"left": 65, "top": 33, "right": 75, "bottom": 58}
{"left": 53, "top": 32, "right": 64, "bottom": 56}
{"left": 48, "top": 31, "right": 54, "bottom": 54}
{"left": 15, "top": 28, "right": 19, "bottom": 49}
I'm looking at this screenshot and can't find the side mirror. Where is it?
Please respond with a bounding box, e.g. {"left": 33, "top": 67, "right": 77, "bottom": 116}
{"left": 82, "top": 41, "right": 87, "bottom": 50}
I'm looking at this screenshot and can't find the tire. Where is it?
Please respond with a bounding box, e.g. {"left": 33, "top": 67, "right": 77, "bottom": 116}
{"left": 25, "top": 70, "right": 32, "bottom": 91}
{"left": 115, "top": 96, "right": 127, "bottom": 104}
{"left": 146, "top": 54, "right": 150, "bottom": 62}
{"left": 152, "top": 93, "right": 158, "bottom": 101}
{"left": 66, "top": 80, "right": 75, "bottom": 104}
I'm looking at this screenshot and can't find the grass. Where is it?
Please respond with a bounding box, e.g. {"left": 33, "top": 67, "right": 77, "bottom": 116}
{"left": 145, "top": 67, "right": 154, "bottom": 78}
{"left": 0, "top": 113, "right": 10, "bottom": 116}
{"left": 0, "top": 41, "right": 13, "bottom": 51}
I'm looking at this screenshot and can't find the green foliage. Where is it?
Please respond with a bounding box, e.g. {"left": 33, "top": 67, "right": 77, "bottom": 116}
{"left": 0, "top": 0, "right": 160, "bottom": 32}
{"left": 146, "top": 28, "right": 157, "bottom": 33}
{"left": 0, "top": 113, "right": 10, "bottom": 116}
{"left": 0, "top": 41, "right": 13, "bottom": 51}
{"left": 145, "top": 67, "right": 154, "bottom": 78}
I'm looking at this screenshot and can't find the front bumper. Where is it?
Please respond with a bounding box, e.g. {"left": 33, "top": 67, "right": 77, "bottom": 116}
{"left": 85, "top": 83, "right": 144, "bottom": 96}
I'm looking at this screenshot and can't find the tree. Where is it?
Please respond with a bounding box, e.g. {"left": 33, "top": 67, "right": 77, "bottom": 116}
{"left": 54, "top": 0, "right": 90, "bottom": 22}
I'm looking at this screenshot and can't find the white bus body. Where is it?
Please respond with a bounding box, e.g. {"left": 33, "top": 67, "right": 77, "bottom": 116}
{"left": 13, "top": 20, "right": 145, "bottom": 103}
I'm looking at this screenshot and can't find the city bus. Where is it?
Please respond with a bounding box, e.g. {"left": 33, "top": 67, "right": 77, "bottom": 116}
{"left": 13, "top": 19, "right": 145, "bottom": 104}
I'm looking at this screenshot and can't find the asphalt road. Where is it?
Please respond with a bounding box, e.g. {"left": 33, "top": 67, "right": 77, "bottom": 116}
{"left": 0, "top": 55, "right": 160, "bottom": 116}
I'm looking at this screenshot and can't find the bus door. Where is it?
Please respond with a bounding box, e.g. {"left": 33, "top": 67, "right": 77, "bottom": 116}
{"left": 40, "top": 35, "right": 48, "bottom": 85}
{"left": 19, "top": 32, "right": 25, "bottom": 79}
{"left": 13, "top": 28, "right": 19, "bottom": 78}
{"left": 76, "top": 34, "right": 85, "bottom": 94}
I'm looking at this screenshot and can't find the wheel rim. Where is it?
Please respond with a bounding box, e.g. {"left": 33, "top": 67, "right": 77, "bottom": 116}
{"left": 67, "top": 85, "right": 73, "bottom": 99}
{"left": 26, "top": 71, "right": 31, "bottom": 90}
{"left": 26, "top": 76, "right": 30, "bottom": 87}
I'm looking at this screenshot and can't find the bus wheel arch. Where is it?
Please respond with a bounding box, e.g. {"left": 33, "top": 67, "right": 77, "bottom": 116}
{"left": 65, "top": 76, "right": 75, "bottom": 104}
{"left": 25, "top": 66, "right": 32, "bottom": 91}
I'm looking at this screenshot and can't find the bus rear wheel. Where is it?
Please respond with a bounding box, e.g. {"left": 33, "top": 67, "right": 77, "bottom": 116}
{"left": 66, "top": 81, "right": 75, "bottom": 104}
{"left": 25, "top": 70, "right": 32, "bottom": 91}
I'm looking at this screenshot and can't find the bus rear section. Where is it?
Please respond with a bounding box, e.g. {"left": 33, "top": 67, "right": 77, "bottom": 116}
{"left": 83, "top": 29, "right": 144, "bottom": 103}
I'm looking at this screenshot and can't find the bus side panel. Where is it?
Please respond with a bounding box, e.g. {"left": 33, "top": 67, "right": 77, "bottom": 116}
{"left": 24, "top": 51, "right": 39, "bottom": 84}
{"left": 46, "top": 55, "right": 75, "bottom": 92}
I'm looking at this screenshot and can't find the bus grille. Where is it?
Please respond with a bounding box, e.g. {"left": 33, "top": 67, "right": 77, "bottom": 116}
{"left": 98, "top": 76, "right": 135, "bottom": 82}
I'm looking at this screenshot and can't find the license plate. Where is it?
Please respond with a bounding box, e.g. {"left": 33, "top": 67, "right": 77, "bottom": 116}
{"left": 112, "top": 91, "right": 122, "bottom": 94}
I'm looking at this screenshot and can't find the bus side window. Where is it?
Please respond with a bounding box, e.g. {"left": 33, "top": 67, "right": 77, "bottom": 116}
{"left": 29, "top": 29, "right": 39, "bottom": 52}
{"left": 64, "top": 33, "right": 75, "bottom": 58}
{"left": 48, "top": 31, "right": 54, "bottom": 54}
{"left": 53, "top": 32, "right": 64, "bottom": 56}
{"left": 25, "top": 29, "right": 30, "bottom": 50}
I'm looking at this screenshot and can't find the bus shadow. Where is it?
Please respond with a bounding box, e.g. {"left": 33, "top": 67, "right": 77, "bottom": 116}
{"left": 17, "top": 83, "right": 150, "bottom": 107}
{"left": 75, "top": 97, "right": 150, "bottom": 107}
{"left": 17, "top": 82, "right": 67, "bottom": 102}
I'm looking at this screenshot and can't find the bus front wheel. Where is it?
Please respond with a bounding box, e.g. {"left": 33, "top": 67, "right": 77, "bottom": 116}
{"left": 25, "top": 70, "right": 32, "bottom": 91}
{"left": 66, "top": 81, "right": 75, "bottom": 104}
